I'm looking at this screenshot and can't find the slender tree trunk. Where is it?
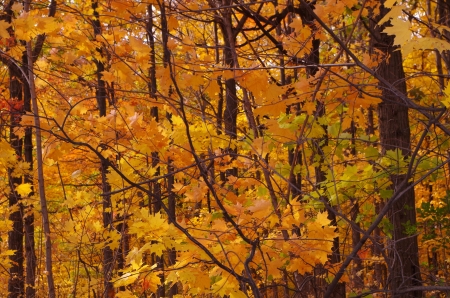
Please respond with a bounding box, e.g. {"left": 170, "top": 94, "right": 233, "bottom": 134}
{"left": 347, "top": 121, "right": 364, "bottom": 292}
{"left": 91, "top": 1, "right": 114, "bottom": 296}
{"left": 220, "top": 1, "right": 238, "bottom": 138}
{"left": 8, "top": 65, "right": 24, "bottom": 298}
{"left": 24, "top": 0, "right": 56, "bottom": 292}
{"left": 304, "top": 11, "right": 344, "bottom": 296}
{"left": 22, "top": 61, "right": 36, "bottom": 298}
{"left": 313, "top": 99, "right": 344, "bottom": 297}
{"left": 160, "top": 3, "right": 178, "bottom": 295}
{"left": 3, "top": 3, "right": 24, "bottom": 297}
{"left": 371, "top": 2, "right": 422, "bottom": 296}
{"left": 214, "top": 22, "right": 224, "bottom": 134}
{"left": 23, "top": 1, "right": 55, "bottom": 294}
{"left": 437, "top": 0, "right": 450, "bottom": 70}
{"left": 365, "top": 106, "right": 387, "bottom": 290}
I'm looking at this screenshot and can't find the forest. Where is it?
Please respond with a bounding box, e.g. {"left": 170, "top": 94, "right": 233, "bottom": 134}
{"left": 2, "top": 0, "right": 450, "bottom": 297}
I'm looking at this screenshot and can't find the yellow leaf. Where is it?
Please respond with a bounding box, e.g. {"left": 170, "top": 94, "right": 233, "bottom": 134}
{"left": 20, "top": 113, "right": 34, "bottom": 126}
{"left": 115, "top": 290, "right": 138, "bottom": 298}
{"left": 142, "top": 272, "right": 161, "bottom": 293}
{"left": 172, "top": 182, "right": 185, "bottom": 193}
{"left": 289, "top": 18, "right": 303, "bottom": 31}
{"left": 167, "top": 38, "right": 177, "bottom": 50}
{"left": 384, "top": 0, "right": 397, "bottom": 8}
{"left": 303, "top": 101, "right": 316, "bottom": 115}
{"left": 248, "top": 199, "right": 272, "bottom": 217}
{"left": 16, "top": 183, "right": 32, "bottom": 197}
{"left": 315, "top": 211, "right": 331, "bottom": 226}
{"left": 13, "top": 127, "right": 25, "bottom": 139}
{"left": 36, "top": 17, "right": 58, "bottom": 34}
{"left": 113, "top": 272, "right": 139, "bottom": 287}
{"left": 167, "top": 16, "right": 179, "bottom": 31}
{"left": 101, "top": 71, "right": 115, "bottom": 84}
{"left": 251, "top": 137, "right": 270, "bottom": 157}
{"left": 230, "top": 290, "right": 248, "bottom": 298}
{"left": 11, "top": 3, "right": 23, "bottom": 13}
{"left": 1, "top": 250, "right": 16, "bottom": 256}
{"left": 0, "top": 20, "right": 10, "bottom": 39}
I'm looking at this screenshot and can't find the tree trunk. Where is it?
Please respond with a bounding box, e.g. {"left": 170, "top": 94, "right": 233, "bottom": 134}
{"left": 8, "top": 66, "right": 24, "bottom": 298}
{"left": 92, "top": 2, "right": 114, "bottom": 296}
{"left": 22, "top": 63, "right": 36, "bottom": 298}
{"left": 372, "top": 2, "right": 422, "bottom": 296}
{"left": 220, "top": 1, "right": 238, "bottom": 138}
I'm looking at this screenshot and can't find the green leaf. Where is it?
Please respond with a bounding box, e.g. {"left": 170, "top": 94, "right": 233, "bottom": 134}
{"left": 364, "top": 146, "right": 379, "bottom": 159}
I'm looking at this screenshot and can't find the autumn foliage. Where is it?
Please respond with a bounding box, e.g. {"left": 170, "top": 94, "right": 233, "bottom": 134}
{"left": 2, "top": 0, "right": 450, "bottom": 297}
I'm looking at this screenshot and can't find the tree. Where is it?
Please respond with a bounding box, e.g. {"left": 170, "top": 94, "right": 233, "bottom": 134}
{"left": 370, "top": 1, "right": 422, "bottom": 295}
{"left": 3, "top": 0, "right": 450, "bottom": 297}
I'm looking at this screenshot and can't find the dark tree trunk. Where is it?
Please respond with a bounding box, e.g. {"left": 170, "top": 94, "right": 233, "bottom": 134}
{"left": 313, "top": 103, "right": 345, "bottom": 297}
{"left": 372, "top": 2, "right": 422, "bottom": 296}
{"left": 22, "top": 61, "right": 36, "bottom": 298}
{"left": 92, "top": 1, "right": 114, "bottom": 296}
{"left": 220, "top": 1, "right": 238, "bottom": 138}
{"left": 8, "top": 66, "right": 24, "bottom": 298}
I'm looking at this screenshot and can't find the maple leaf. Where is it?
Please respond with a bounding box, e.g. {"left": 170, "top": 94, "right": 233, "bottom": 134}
{"left": 141, "top": 272, "right": 161, "bottom": 293}
{"left": 384, "top": 0, "right": 397, "bottom": 8}
{"left": 303, "top": 101, "right": 316, "bottom": 115}
{"left": 11, "top": 2, "right": 23, "bottom": 13}
{"left": 167, "top": 16, "right": 179, "bottom": 31}
{"left": 315, "top": 212, "right": 331, "bottom": 227}
{"left": 248, "top": 199, "right": 272, "bottom": 217}
{"left": 12, "top": 127, "right": 25, "bottom": 139}
{"left": 0, "top": 20, "right": 10, "bottom": 39}
{"left": 126, "top": 247, "right": 142, "bottom": 269}
{"left": 20, "top": 113, "right": 34, "bottom": 126}
{"left": 101, "top": 71, "right": 115, "bottom": 84}
{"left": 167, "top": 37, "right": 177, "bottom": 50}
{"left": 289, "top": 18, "right": 303, "bottom": 31}
{"left": 251, "top": 137, "right": 270, "bottom": 157}
{"left": 16, "top": 183, "right": 32, "bottom": 197}
{"left": 113, "top": 272, "right": 139, "bottom": 288}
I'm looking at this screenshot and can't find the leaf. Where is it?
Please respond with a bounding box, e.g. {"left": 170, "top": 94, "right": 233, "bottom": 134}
{"left": 248, "top": 199, "right": 272, "bottom": 217}
{"left": 113, "top": 272, "right": 139, "bottom": 287}
{"left": 12, "top": 127, "right": 25, "bottom": 139}
{"left": 289, "top": 18, "right": 303, "bottom": 31}
{"left": 20, "top": 113, "right": 34, "bottom": 126}
{"left": 101, "top": 71, "right": 115, "bottom": 84}
{"left": 0, "top": 20, "right": 10, "bottom": 39}
{"left": 166, "top": 37, "right": 177, "bottom": 49}
{"left": 115, "top": 290, "right": 138, "bottom": 298}
{"left": 142, "top": 272, "right": 161, "bottom": 292}
{"left": 364, "top": 146, "right": 379, "bottom": 159}
{"left": 16, "top": 183, "right": 32, "bottom": 197}
{"left": 167, "top": 16, "right": 179, "bottom": 31}
{"left": 11, "top": 3, "right": 23, "bottom": 13}
{"left": 251, "top": 137, "right": 270, "bottom": 157}
{"left": 126, "top": 247, "right": 142, "bottom": 269}
{"left": 230, "top": 290, "right": 248, "bottom": 298}
{"left": 315, "top": 211, "right": 331, "bottom": 227}
{"left": 384, "top": 0, "right": 397, "bottom": 8}
{"left": 303, "top": 101, "right": 316, "bottom": 115}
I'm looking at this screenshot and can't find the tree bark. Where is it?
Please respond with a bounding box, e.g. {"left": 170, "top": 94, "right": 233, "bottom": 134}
{"left": 7, "top": 65, "right": 24, "bottom": 298}
{"left": 91, "top": 1, "right": 114, "bottom": 296}
{"left": 22, "top": 61, "right": 36, "bottom": 298}
{"left": 372, "top": 2, "right": 423, "bottom": 296}
{"left": 219, "top": 0, "right": 238, "bottom": 138}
